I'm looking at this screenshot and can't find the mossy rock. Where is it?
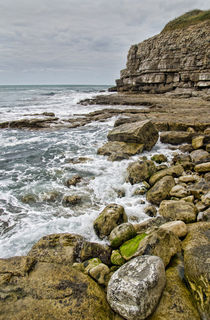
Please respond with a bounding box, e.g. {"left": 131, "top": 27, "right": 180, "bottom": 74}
{"left": 120, "top": 233, "right": 147, "bottom": 260}
{"left": 111, "top": 250, "right": 126, "bottom": 266}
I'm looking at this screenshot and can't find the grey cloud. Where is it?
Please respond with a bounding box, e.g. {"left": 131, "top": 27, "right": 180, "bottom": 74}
{"left": 0, "top": 0, "right": 209, "bottom": 84}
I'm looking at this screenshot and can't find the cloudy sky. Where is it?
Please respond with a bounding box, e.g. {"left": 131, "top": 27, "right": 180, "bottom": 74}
{"left": 0, "top": 0, "right": 209, "bottom": 85}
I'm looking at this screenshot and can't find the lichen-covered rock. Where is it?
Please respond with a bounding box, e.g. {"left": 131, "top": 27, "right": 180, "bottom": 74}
{"left": 133, "top": 229, "right": 181, "bottom": 267}
{"left": 159, "top": 221, "right": 187, "bottom": 238}
{"left": 120, "top": 233, "right": 147, "bottom": 261}
{"left": 182, "top": 222, "right": 210, "bottom": 319}
{"left": 93, "top": 204, "right": 128, "bottom": 239}
{"left": 159, "top": 200, "right": 197, "bottom": 223}
{"left": 149, "top": 164, "right": 184, "bottom": 185}
{"left": 111, "top": 250, "right": 126, "bottom": 266}
{"left": 0, "top": 259, "right": 118, "bottom": 320}
{"left": 146, "top": 176, "right": 175, "bottom": 205}
{"left": 97, "top": 141, "right": 144, "bottom": 160}
{"left": 148, "top": 255, "right": 200, "bottom": 320}
{"left": 109, "top": 223, "right": 136, "bottom": 248}
{"left": 107, "top": 120, "right": 159, "bottom": 151}
{"left": 107, "top": 255, "right": 166, "bottom": 320}
{"left": 126, "top": 159, "right": 157, "bottom": 184}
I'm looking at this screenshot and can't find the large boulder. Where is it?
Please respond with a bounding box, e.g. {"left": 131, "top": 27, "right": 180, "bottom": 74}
{"left": 160, "top": 131, "right": 194, "bottom": 145}
{"left": 148, "top": 255, "right": 200, "bottom": 320}
{"left": 149, "top": 165, "right": 184, "bottom": 186}
{"left": 126, "top": 160, "right": 157, "bottom": 184}
{"left": 97, "top": 141, "right": 144, "bottom": 160}
{"left": 159, "top": 200, "right": 197, "bottom": 223}
{"left": 146, "top": 176, "right": 175, "bottom": 205}
{"left": 107, "top": 120, "right": 159, "bottom": 151}
{"left": 93, "top": 204, "right": 128, "bottom": 239}
{"left": 107, "top": 255, "right": 166, "bottom": 320}
{"left": 0, "top": 258, "right": 118, "bottom": 320}
{"left": 182, "top": 222, "right": 210, "bottom": 319}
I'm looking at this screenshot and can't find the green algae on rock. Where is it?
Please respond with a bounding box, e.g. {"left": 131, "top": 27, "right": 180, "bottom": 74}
{"left": 120, "top": 233, "right": 147, "bottom": 260}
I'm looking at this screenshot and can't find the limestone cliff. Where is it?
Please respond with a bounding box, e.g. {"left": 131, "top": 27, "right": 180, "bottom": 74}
{"left": 116, "top": 10, "right": 210, "bottom": 95}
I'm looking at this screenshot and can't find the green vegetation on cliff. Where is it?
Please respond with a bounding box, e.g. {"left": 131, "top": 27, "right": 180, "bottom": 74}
{"left": 162, "top": 9, "right": 210, "bottom": 32}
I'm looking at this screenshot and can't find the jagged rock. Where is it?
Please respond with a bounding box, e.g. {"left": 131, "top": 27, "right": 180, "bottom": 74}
{"left": 182, "top": 222, "right": 210, "bottom": 319}
{"left": 115, "top": 11, "right": 209, "bottom": 95}
{"left": 97, "top": 141, "right": 144, "bottom": 160}
{"left": 182, "top": 195, "right": 194, "bottom": 203}
{"left": 190, "top": 149, "right": 210, "bottom": 163}
{"left": 149, "top": 164, "right": 184, "bottom": 185}
{"left": 21, "top": 193, "right": 37, "bottom": 203}
{"left": 107, "top": 120, "right": 159, "bottom": 151}
{"left": 195, "top": 162, "right": 210, "bottom": 172}
{"left": 172, "top": 154, "right": 194, "bottom": 170}
{"left": 197, "top": 207, "right": 210, "bottom": 221}
{"left": 169, "top": 185, "right": 189, "bottom": 198}
{"left": 132, "top": 229, "right": 181, "bottom": 267}
{"left": 107, "top": 256, "right": 166, "bottom": 320}
{"left": 160, "top": 131, "right": 194, "bottom": 145}
{"left": 0, "top": 258, "right": 117, "bottom": 320}
{"left": 93, "top": 204, "right": 128, "bottom": 239}
{"left": 159, "top": 221, "right": 187, "bottom": 238}
{"left": 144, "top": 205, "right": 157, "bottom": 217}
{"left": 126, "top": 159, "right": 157, "bottom": 184}
{"left": 151, "top": 154, "right": 167, "bottom": 164}
{"left": 192, "top": 135, "right": 204, "bottom": 149}
{"left": 146, "top": 176, "right": 175, "bottom": 205}
{"left": 109, "top": 223, "right": 136, "bottom": 248}
{"left": 66, "top": 174, "right": 82, "bottom": 187}
{"left": 111, "top": 250, "right": 126, "bottom": 266}
{"left": 79, "top": 241, "right": 112, "bottom": 265}
{"left": 148, "top": 255, "right": 200, "bottom": 320}
{"left": 159, "top": 200, "right": 197, "bottom": 223}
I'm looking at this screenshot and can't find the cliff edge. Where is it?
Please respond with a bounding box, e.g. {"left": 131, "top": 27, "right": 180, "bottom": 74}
{"left": 116, "top": 10, "right": 210, "bottom": 96}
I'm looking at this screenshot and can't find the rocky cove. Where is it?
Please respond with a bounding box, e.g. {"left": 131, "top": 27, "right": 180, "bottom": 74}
{"left": 0, "top": 10, "right": 210, "bottom": 320}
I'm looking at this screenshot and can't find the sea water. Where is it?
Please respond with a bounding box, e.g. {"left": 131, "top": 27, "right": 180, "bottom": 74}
{"left": 0, "top": 85, "right": 176, "bottom": 258}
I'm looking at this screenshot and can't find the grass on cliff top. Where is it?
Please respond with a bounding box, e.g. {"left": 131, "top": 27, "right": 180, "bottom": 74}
{"left": 162, "top": 9, "right": 210, "bottom": 32}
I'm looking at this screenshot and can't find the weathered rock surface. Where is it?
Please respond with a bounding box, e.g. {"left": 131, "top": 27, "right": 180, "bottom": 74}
{"left": 0, "top": 257, "right": 118, "bottom": 320}
{"left": 148, "top": 255, "right": 200, "bottom": 320}
{"left": 149, "top": 164, "right": 184, "bottom": 185}
{"left": 93, "top": 204, "right": 128, "bottom": 239}
{"left": 160, "top": 131, "right": 194, "bottom": 145}
{"left": 159, "top": 220, "right": 187, "bottom": 238}
{"left": 146, "top": 175, "right": 175, "bottom": 205}
{"left": 159, "top": 200, "right": 197, "bottom": 223}
{"left": 97, "top": 141, "right": 144, "bottom": 160}
{"left": 182, "top": 222, "right": 210, "bottom": 319}
{"left": 195, "top": 162, "right": 210, "bottom": 173}
{"left": 107, "top": 255, "right": 166, "bottom": 320}
{"left": 107, "top": 120, "right": 158, "bottom": 151}
{"left": 169, "top": 184, "right": 189, "bottom": 198}
{"left": 126, "top": 159, "right": 157, "bottom": 184}
{"left": 190, "top": 149, "right": 210, "bottom": 163}
{"left": 109, "top": 222, "right": 136, "bottom": 248}
{"left": 115, "top": 11, "right": 210, "bottom": 95}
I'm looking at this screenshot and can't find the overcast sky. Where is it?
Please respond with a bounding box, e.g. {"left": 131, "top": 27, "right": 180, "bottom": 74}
{"left": 0, "top": 0, "right": 209, "bottom": 85}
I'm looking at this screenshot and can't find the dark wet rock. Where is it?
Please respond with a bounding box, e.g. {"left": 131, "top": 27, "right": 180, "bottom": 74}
{"left": 80, "top": 241, "right": 112, "bottom": 265}
{"left": 107, "top": 255, "right": 166, "bottom": 320}
{"left": 93, "top": 204, "right": 128, "bottom": 239}
{"left": 146, "top": 175, "right": 175, "bottom": 205}
{"left": 66, "top": 174, "right": 82, "bottom": 187}
{"left": 151, "top": 154, "right": 167, "bottom": 164}
{"left": 107, "top": 120, "right": 159, "bottom": 151}
{"left": 126, "top": 159, "right": 157, "bottom": 184}
{"left": 62, "top": 195, "right": 82, "bottom": 206}
{"left": 144, "top": 205, "right": 157, "bottom": 217}
{"left": 182, "top": 222, "right": 210, "bottom": 319}
{"left": 109, "top": 223, "right": 136, "bottom": 248}
{"left": 21, "top": 194, "right": 37, "bottom": 203}
{"left": 188, "top": 178, "right": 210, "bottom": 199}
{"left": 160, "top": 131, "right": 194, "bottom": 145}
{"left": 159, "top": 200, "right": 197, "bottom": 223}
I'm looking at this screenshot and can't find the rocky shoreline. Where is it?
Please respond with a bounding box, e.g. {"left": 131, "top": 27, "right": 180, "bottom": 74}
{"left": 0, "top": 107, "right": 209, "bottom": 319}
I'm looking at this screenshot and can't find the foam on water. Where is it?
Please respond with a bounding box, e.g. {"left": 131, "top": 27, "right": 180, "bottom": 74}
{"left": 0, "top": 85, "right": 178, "bottom": 258}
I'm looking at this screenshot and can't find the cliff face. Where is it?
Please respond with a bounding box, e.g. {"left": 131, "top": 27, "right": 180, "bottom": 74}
{"left": 116, "top": 14, "right": 210, "bottom": 95}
